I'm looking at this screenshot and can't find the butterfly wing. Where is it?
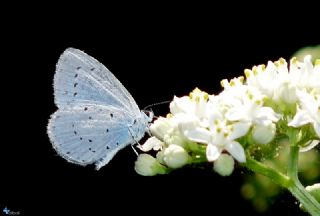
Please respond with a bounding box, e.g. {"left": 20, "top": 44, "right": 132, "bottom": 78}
{"left": 48, "top": 104, "right": 146, "bottom": 170}
{"left": 54, "top": 48, "right": 140, "bottom": 113}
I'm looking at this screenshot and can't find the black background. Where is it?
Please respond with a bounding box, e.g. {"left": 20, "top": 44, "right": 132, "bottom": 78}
{"left": 1, "top": 5, "right": 319, "bottom": 215}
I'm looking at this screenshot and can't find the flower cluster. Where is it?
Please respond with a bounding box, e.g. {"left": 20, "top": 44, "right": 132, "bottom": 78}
{"left": 135, "top": 56, "right": 320, "bottom": 176}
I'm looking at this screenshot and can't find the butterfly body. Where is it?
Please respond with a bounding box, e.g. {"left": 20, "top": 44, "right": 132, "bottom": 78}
{"left": 48, "top": 48, "right": 150, "bottom": 170}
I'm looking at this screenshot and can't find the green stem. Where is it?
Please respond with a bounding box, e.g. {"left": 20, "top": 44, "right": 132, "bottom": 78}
{"left": 245, "top": 147, "right": 320, "bottom": 215}
{"left": 245, "top": 156, "right": 291, "bottom": 188}
{"left": 287, "top": 145, "right": 320, "bottom": 216}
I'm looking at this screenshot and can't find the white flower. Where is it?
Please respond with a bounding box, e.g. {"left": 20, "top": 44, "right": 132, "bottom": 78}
{"left": 275, "top": 56, "right": 320, "bottom": 103}
{"left": 170, "top": 88, "right": 209, "bottom": 126}
{"left": 139, "top": 136, "right": 164, "bottom": 152}
{"left": 134, "top": 154, "right": 166, "bottom": 176}
{"left": 217, "top": 77, "right": 280, "bottom": 130}
{"left": 150, "top": 117, "right": 172, "bottom": 141}
{"left": 290, "top": 56, "right": 320, "bottom": 91}
{"left": 251, "top": 122, "right": 276, "bottom": 145}
{"left": 213, "top": 153, "right": 235, "bottom": 176}
{"left": 170, "top": 96, "right": 193, "bottom": 115}
{"left": 225, "top": 88, "right": 280, "bottom": 129}
{"left": 163, "top": 144, "right": 190, "bottom": 169}
{"left": 289, "top": 90, "right": 320, "bottom": 138}
{"left": 178, "top": 114, "right": 210, "bottom": 143}
{"left": 245, "top": 60, "right": 283, "bottom": 99}
{"left": 180, "top": 114, "right": 247, "bottom": 163}
{"left": 220, "top": 77, "right": 254, "bottom": 102}
{"left": 244, "top": 56, "right": 320, "bottom": 104}
{"left": 205, "top": 122, "right": 247, "bottom": 163}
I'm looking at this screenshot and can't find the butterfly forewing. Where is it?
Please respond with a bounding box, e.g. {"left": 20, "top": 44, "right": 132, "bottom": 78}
{"left": 54, "top": 48, "right": 140, "bottom": 113}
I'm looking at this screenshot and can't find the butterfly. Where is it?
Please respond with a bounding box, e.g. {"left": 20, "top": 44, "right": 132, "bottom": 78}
{"left": 47, "top": 48, "right": 152, "bottom": 170}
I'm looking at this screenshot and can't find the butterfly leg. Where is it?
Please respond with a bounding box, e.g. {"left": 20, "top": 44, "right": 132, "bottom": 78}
{"left": 128, "top": 126, "right": 142, "bottom": 156}
{"left": 130, "top": 145, "right": 139, "bottom": 156}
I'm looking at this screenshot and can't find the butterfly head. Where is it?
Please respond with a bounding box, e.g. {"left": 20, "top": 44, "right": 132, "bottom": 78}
{"left": 142, "top": 110, "right": 154, "bottom": 123}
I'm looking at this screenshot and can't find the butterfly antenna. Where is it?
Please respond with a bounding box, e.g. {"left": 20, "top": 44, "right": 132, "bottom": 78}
{"left": 143, "top": 101, "right": 171, "bottom": 111}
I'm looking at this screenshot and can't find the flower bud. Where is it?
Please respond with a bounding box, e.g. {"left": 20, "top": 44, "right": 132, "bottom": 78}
{"left": 156, "top": 150, "right": 165, "bottom": 164}
{"left": 306, "top": 183, "right": 320, "bottom": 202}
{"left": 252, "top": 123, "right": 276, "bottom": 144}
{"left": 163, "top": 144, "right": 190, "bottom": 169}
{"left": 164, "top": 133, "right": 187, "bottom": 148}
{"left": 213, "top": 154, "right": 235, "bottom": 176}
{"left": 134, "top": 154, "right": 166, "bottom": 176}
{"left": 300, "top": 183, "right": 320, "bottom": 211}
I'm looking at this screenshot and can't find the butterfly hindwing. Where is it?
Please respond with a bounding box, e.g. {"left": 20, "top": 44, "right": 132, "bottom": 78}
{"left": 48, "top": 104, "right": 145, "bottom": 169}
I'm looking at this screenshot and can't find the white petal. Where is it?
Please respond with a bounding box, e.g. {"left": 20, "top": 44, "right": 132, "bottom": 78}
{"left": 206, "top": 144, "right": 222, "bottom": 161}
{"left": 225, "top": 107, "right": 247, "bottom": 121}
{"left": 225, "top": 141, "right": 246, "bottom": 163}
{"left": 183, "top": 127, "right": 212, "bottom": 144}
{"left": 313, "top": 122, "right": 320, "bottom": 137}
{"left": 178, "top": 116, "right": 212, "bottom": 144}
{"left": 288, "top": 110, "right": 312, "bottom": 127}
{"left": 304, "top": 55, "right": 313, "bottom": 73}
{"left": 138, "top": 137, "right": 164, "bottom": 152}
{"left": 300, "top": 140, "right": 319, "bottom": 152}
{"left": 229, "top": 122, "right": 251, "bottom": 140}
{"left": 257, "top": 107, "right": 280, "bottom": 122}
{"left": 170, "top": 96, "right": 194, "bottom": 115}
{"left": 296, "top": 90, "right": 317, "bottom": 113}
